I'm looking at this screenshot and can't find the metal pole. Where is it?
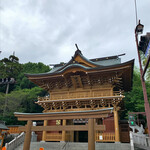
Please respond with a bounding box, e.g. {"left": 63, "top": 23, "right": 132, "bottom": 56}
{"left": 135, "top": 30, "right": 150, "bottom": 136}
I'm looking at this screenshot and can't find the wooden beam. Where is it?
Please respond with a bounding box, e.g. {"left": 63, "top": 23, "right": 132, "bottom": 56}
{"left": 19, "top": 124, "right": 105, "bottom": 132}
{"left": 17, "top": 113, "right": 108, "bottom": 121}
{"left": 14, "top": 109, "right": 112, "bottom": 121}
{"left": 37, "top": 96, "right": 124, "bottom": 103}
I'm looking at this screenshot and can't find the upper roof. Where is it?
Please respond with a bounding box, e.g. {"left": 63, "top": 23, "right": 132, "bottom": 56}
{"left": 25, "top": 49, "right": 134, "bottom": 91}
{"left": 25, "top": 50, "right": 128, "bottom": 78}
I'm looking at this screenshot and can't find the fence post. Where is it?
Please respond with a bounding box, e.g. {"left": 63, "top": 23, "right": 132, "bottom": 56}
{"left": 130, "top": 131, "right": 134, "bottom": 150}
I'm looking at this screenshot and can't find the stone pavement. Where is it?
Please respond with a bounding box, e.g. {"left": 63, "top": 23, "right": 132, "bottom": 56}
{"left": 15, "top": 142, "right": 131, "bottom": 150}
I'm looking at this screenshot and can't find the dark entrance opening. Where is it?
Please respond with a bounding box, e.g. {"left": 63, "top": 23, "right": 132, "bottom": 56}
{"left": 79, "top": 131, "right": 88, "bottom": 142}
{"left": 73, "top": 120, "right": 88, "bottom": 142}
{"left": 74, "top": 131, "right": 88, "bottom": 142}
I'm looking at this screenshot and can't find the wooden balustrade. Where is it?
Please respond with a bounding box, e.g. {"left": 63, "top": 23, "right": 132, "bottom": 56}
{"left": 46, "top": 133, "right": 62, "bottom": 141}
{"left": 45, "top": 132, "right": 71, "bottom": 141}
{"left": 37, "top": 95, "right": 123, "bottom": 112}
{"left": 43, "top": 132, "right": 115, "bottom": 142}
{"left": 95, "top": 132, "right": 115, "bottom": 142}
{"left": 38, "top": 90, "right": 124, "bottom": 102}
{"left": 113, "top": 91, "right": 124, "bottom": 96}
{"left": 3, "top": 126, "right": 21, "bottom": 134}
{"left": 8, "top": 126, "right": 20, "bottom": 134}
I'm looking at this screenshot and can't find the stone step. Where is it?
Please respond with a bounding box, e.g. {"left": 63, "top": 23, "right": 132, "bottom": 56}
{"left": 15, "top": 142, "right": 131, "bottom": 150}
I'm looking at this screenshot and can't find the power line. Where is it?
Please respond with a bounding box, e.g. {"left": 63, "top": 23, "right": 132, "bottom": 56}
{"left": 134, "top": 0, "right": 138, "bottom": 25}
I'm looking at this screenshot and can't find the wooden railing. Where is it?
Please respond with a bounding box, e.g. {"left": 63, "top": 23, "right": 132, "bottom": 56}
{"left": 8, "top": 126, "right": 21, "bottom": 134}
{"left": 5, "top": 132, "right": 25, "bottom": 150}
{"left": 45, "top": 132, "right": 115, "bottom": 142}
{"left": 38, "top": 90, "right": 124, "bottom": 102}
{"left": 95, "top": 132, "right": 115, "bottom": 142}
{"left": 45, "top": 132, "right": 71, "bottom": 141}
{"left": 46, "top": 133, "right": 62, "bottom": 141}
{"left": 66, "top": 132, "right": 71, "bottom": 141}
{"left": 3, "top": 126, "right": 21, "bottom": 134}
{"left": 113, "top": 91, "right": 124, "bottom": 96}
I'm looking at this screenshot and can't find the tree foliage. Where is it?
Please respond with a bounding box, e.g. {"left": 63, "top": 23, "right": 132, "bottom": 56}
{"left": 0, "top": 87, "right": 45, "bottom": 124}
{"left": 121, "top": 68, "right": 150, "bottom": 120}
{"left": 0, "top": 55, "right": 51, "bottom": 124}
{"left": 141, "top": 52, "right": 150, "bottom": 82}
{"left": 15, "top": 62, "right": 50, "bottom": 90}
{"left": 0, "top": 55, "right": 21, "bottom": 79}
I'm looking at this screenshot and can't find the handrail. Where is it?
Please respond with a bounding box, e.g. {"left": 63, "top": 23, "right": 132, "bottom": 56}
{"left": 130, "top": 131, "right": 150, "bottom": 150}
{"left": 5, "top": 132, "right": 25, "bottom": 150}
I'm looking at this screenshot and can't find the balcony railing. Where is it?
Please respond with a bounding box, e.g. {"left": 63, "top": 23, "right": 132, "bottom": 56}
{"left": 37, "top": 94, "right": 124, "bottom": 112}
{"left": 44, "top": 132, "right": 115, "bottom": 142}
{"left": 95, "top": 132, "right": 115, "bottom": 142}
{"left": 46, "top": 133, "right": 62, "bottom": 141}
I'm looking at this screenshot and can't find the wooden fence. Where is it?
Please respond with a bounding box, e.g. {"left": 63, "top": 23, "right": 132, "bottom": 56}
{"left": 3, "top": 126, "right": 21, "bottom": 134}
{"left": 95, "top": 132, "right": 115, "bottom": 142}
{"left": 44, "top": 132, "right": 115, "bottom": 142}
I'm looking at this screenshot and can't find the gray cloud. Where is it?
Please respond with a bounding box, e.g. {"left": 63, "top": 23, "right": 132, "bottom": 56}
{"left": 0, "top": 0, "right": 150, "bottom": 66}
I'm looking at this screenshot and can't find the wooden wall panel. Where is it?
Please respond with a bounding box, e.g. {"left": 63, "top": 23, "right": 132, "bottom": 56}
{"left": 103, "top": 117, "right": 115, "bottom": 132}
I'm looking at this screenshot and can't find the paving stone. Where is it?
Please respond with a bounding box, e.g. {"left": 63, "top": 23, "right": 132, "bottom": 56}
{"left": 15, "top": 142, "right": 131, "bottom": 150}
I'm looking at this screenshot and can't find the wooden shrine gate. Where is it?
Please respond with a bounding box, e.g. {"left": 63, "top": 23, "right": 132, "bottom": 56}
{"left": 15, "top": 108, "right": 113, "bottom": 150}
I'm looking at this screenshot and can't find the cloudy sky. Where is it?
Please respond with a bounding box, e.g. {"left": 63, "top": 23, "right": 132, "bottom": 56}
{"left": 0, "top": 0, "right": 150, "bottom": 67}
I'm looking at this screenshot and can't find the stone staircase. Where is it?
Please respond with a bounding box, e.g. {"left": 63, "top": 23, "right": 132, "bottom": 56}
{"left": 15, "top": 142, "right": 131, "bottom": 150}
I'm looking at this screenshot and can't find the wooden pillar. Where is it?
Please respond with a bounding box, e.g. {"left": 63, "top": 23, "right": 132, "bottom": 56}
{"left": 94, "top": 119, "right": 96, "bottom": 141}
{"left": 62, "top": 119, "right": 66, "bottom": 141}
{"left": 70, "top": 120, "right": 74, "bottom": 142}
{"left": 88, "top": 118, "right": 95, "bottom": 150}
{"left": 42, "top": 120, "right": 47, "bottom": 141}
{"left": 23, "top": 120, "right": 32, "bottom": 150}
{"left": 114, "top": 108, "right": 120, "bottom": 142}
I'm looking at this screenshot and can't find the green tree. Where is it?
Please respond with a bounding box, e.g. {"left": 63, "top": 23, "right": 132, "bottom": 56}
{"left": 0, "top": 87, "right": 45, "bottom": 125}
{"left": 121, "top": 69, "right": 150, "bottom": 120}
{"left": 15, "top": 62, "right": 51, "bottom": 90}
{"left": 143, "top": 57, "right": 150, "bottom": 82}
{"left": 140, "top": 51, "right": 150, "bottom": 82}
{"left": 0, "top": 55, "right": 22, "bottom": 93}
{"left": 0, "top": 55, "right": 21, "bottom": 79}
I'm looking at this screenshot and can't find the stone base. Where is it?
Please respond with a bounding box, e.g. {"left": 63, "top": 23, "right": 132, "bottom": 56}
{"left": 115, "top": 141, "right": 121, "bottom": 144}
{"left": 40, "top": 141, "right": 46, "bottom": 142}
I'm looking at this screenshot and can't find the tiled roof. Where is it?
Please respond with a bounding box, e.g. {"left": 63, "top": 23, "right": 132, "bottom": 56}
{"left": 0, "top": 123, "right": 9, "bottom": 130}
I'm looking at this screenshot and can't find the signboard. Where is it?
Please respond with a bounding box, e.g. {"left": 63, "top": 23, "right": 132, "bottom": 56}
{"left": 99, "top": 135, "right": 103, "bottom": 140}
